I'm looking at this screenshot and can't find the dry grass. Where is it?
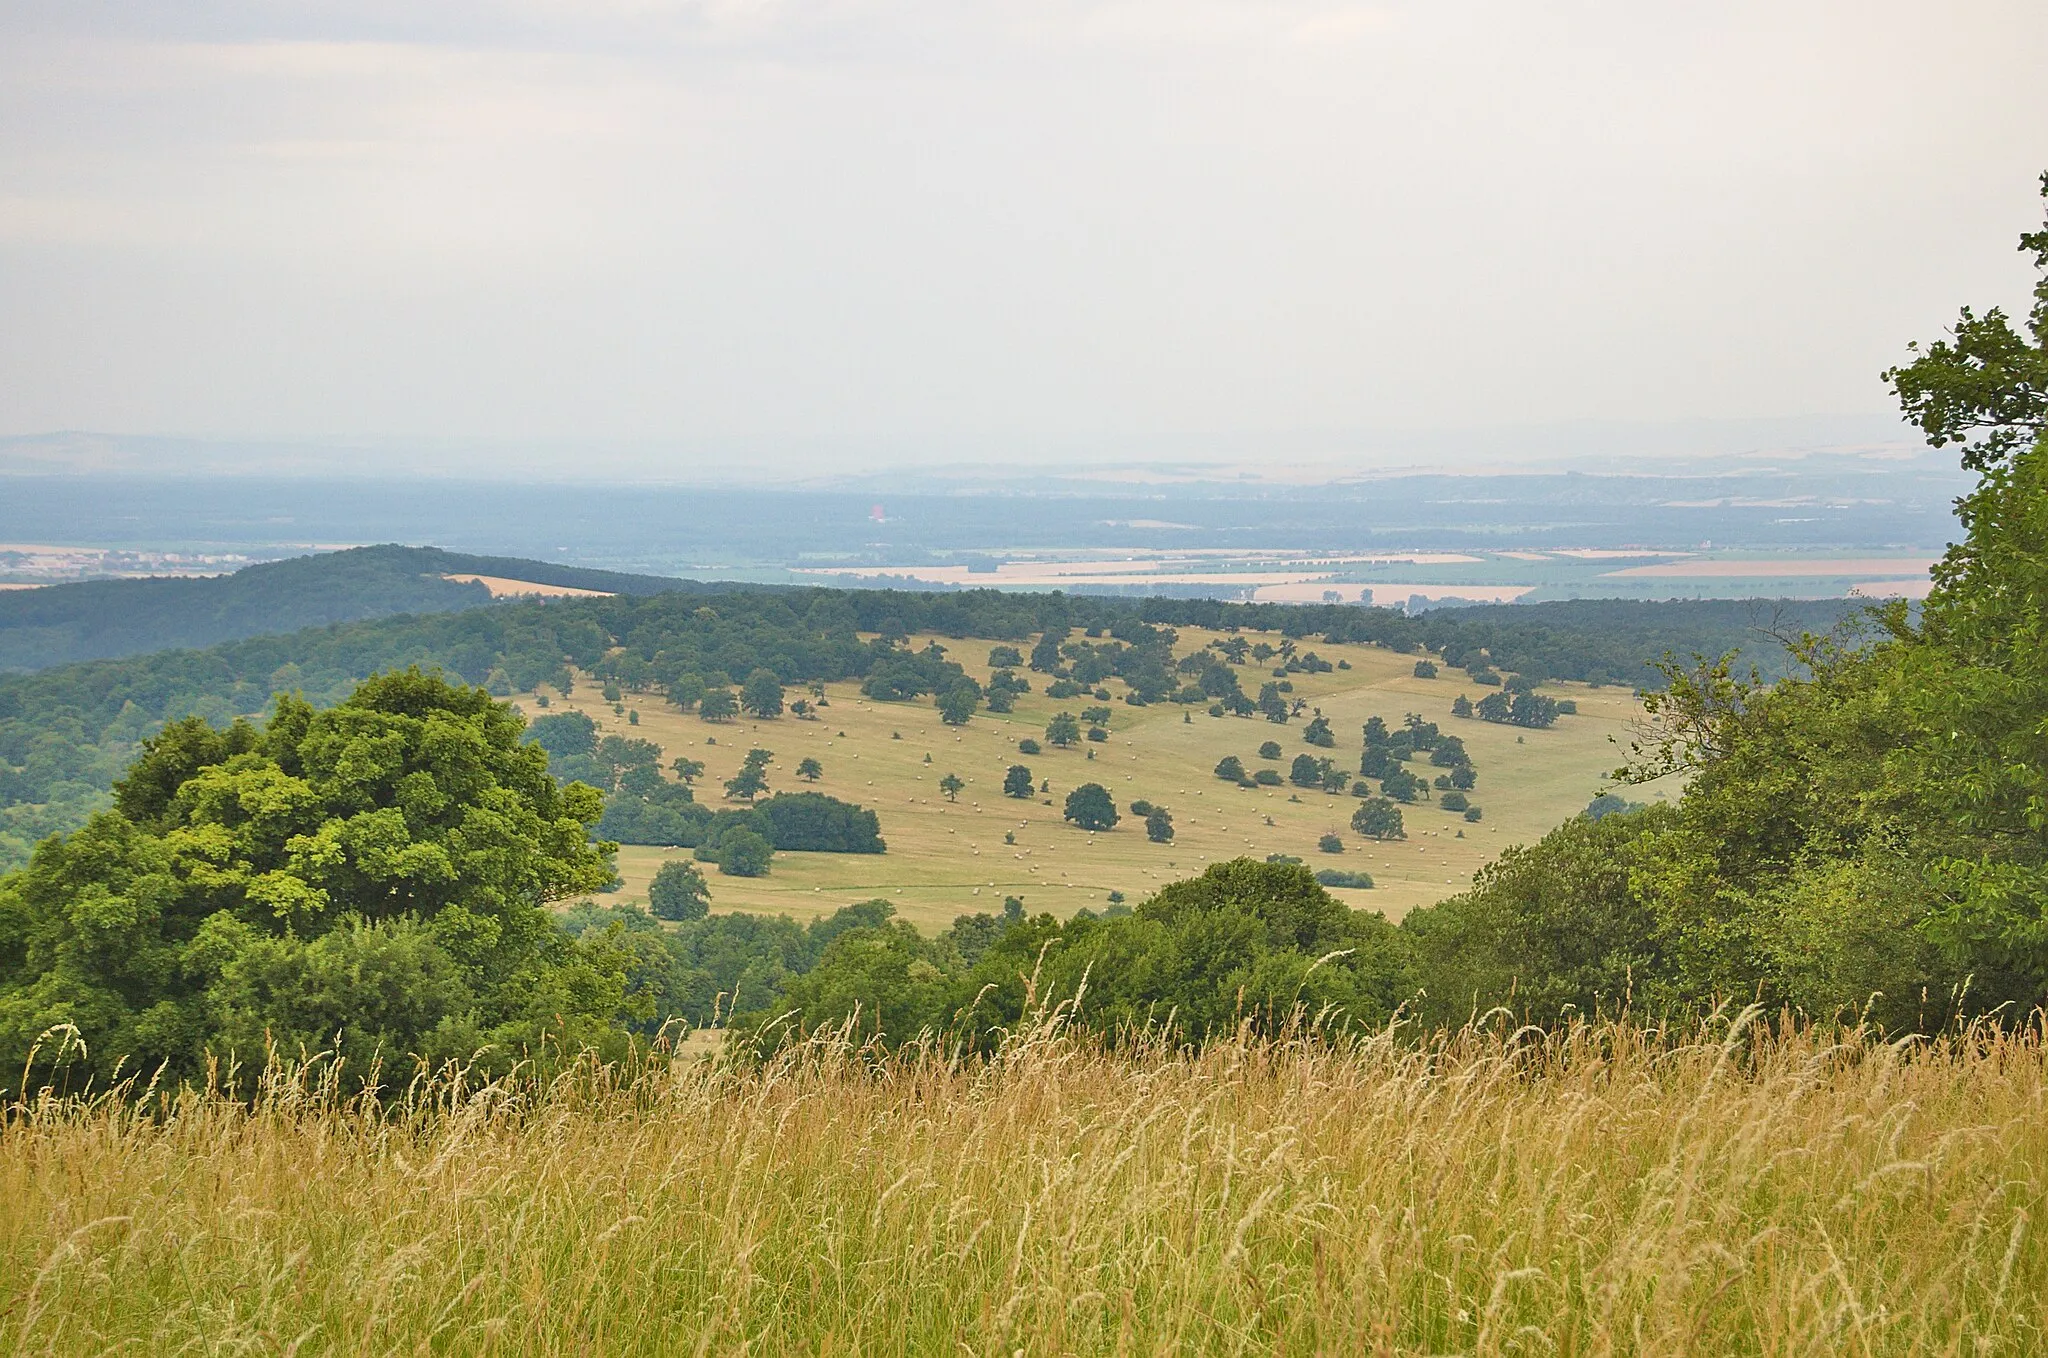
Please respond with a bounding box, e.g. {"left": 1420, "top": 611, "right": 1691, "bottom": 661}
{"left": 5, "top": 1013, "right": 2045, "bottom": 1355}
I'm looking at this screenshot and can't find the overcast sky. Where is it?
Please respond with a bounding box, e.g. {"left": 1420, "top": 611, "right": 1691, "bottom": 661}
{"left": 2, "top": 0, "right": 2045, "bottom": 475}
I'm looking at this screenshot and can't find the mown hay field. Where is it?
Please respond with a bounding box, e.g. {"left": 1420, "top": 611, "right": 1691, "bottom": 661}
{"left": 532, "top": 627, "right": 1679, "bottom": 929}
{"left": 4, "top": 1017, "right": 2043, "bottom": 1354}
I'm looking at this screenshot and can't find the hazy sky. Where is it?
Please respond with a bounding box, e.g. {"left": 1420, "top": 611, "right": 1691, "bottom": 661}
{"left": 3, "top": 0, "right": 2045, "bottom": 473}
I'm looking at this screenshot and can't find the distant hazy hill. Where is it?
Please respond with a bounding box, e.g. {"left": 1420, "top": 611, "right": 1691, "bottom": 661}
{"left": 0, "top": 544, "right": 686, "bottom": 672}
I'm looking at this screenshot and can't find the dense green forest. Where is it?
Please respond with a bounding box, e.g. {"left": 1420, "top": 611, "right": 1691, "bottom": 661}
{"left": 0, "top": 543, "right": 690, "bottom": 673}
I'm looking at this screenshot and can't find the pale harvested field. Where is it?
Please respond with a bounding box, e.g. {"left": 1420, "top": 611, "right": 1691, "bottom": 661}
{"left": 1250, "top": 582, "right": 1535, "bottom": 604}
{"left": 443, "top": 573, "right": 613, "bottom": 599}
{"left": 526, "top": 626, "right": 1673, "bottom": 930}
{"left": 1603, "top": 556, "right": 1937, "bottom": 579}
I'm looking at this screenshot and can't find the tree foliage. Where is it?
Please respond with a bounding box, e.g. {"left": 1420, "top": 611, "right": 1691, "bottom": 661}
{"left": 0, "top": 670, "right": 619, "bottom": 1094}
{"left": 1063, "top": 783, "right": 1119, "bottom": 831}
{"left": 648, "top": 859, "right": 711, "bottom": 922}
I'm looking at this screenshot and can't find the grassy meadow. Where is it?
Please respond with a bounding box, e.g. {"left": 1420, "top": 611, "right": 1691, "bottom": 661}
{"left": 528, "top": 627, "right": 1678, "bottom": 929}
{"left": 5, "top": 1015, "right": 2044, "bottom": 1354}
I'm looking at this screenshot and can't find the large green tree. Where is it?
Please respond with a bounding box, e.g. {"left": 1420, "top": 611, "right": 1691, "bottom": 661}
{"left": 0, "top": 670, "right": 622, "bottom": 1094}
{"left": 1063, "top": 783, "right": 1119, "bottom": 831}
{"left": 740, "top": 669, "right": 785, "bottom": 719}
{"left": 1402, "top": 177, "right": 2048, "bottom": 1027}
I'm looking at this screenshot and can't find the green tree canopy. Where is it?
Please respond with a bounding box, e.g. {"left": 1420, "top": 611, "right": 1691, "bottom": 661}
{"left": 1063, "top": 783, "right": 1119, "bottom": 831}
{"left": 0, "top": 670, "right": 620, "bottom": 1094}
{"left": 648, "top": 859, "right": 711, "bottom": 922}
{"left": 1003, "top": 765, "right": 1034, "bottom": 798}
{"left": 1351, "top": 798, "right": 1405, "bottom": 840}
{"left": 740, "top": 669, "right": 786, "bottom": 719}
{"left": 937, "top": 685, "right": 980, "bottom": 725}
{"left": 716, "top": 828, "right": 774, "bottom": 877}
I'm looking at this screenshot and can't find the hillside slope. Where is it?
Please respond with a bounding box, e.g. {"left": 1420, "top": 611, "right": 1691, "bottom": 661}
{"left": 0, "top": 544, "right": 688, "bottom": 672}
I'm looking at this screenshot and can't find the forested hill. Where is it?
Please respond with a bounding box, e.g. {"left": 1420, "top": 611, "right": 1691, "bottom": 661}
{"left": 0, "top": 544, "right": 689, "bottom": 672}
{"left": 1409, "top": 598, "right": 1864, "bottom": 684}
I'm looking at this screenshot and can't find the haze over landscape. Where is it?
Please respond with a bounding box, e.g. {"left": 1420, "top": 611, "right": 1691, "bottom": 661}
{"left": 4, "top": 0, "right": 2046, "bottom": 479}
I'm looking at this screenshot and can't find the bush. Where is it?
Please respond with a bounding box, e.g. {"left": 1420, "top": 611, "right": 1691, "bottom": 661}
{"left": 1258, "top": 741, "right": 1283, "bottom": 760}
{"left": 1317, "top": 833, "right": 1344, "bottom": 854}
{"left": 1019, "top": 738, "right": 1042, "bottom": 755}
{"left": 1214, "top": 755, "right": 1246, "bottom": 782}
{"left": 1253, "top": 769, "right": 1283, "bottom": 787}
{"left": 1440, "top": 790, "right": 1470, "bottom": 812}
{"left": 1314, "top": 868, "right": 1375, "bottom": 889}
{"left": 1413, "top": 660, "right": 1439, "bottom": 678}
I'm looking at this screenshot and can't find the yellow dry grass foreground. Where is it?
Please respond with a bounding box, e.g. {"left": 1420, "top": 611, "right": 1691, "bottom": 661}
{"left": 5, "top": 1013, "right": 2045, "bottom": 1354}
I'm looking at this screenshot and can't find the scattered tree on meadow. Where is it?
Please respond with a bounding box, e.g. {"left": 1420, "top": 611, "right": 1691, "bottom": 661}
{"left": 1289, "top": 754, "right": 1324, "bottom": 788}
{"left": 668, "top": 673, "right": 707, "bottom": 711}
{"left": 1257, "top": 683, "right": 1290, "bottom": 723}
{"left": 724, "top": 748, "right": 773, "bottom": 802}
{"left": 987, "top": 645, "right": 1024, "bottom": 668}
{"left": 1451, "top": 694, "right": 1474, "bottom": 718}
{"left": 1063, "top": 783, "right": 1119, "bottom": 831}
{"left": 741, "top": 669, "right": 785, "bottom": 719}
{"left": 1414, "top": 659, "right": 1439, "bottom": 679}
{"left": 649, "top": 860, "right": 712, "bottom": 921}
{"left": 1145, "top": 806, "right": 1175, "bottom": 843}
{"left": 1351, "top": 797, "right": 1406, "bottom": 840}
{"left": 700, "top": 687, "right": 738, "bottom": 721}
{"left": 1381, "top": 767, "right": 1425, "bottom": 803}
{"left": 937, "top": 683, "right": 981, "bottom": 725}
{"left": 1318, "top": 833, "right": 1344, "bottom": 854}
{"left": 939, "top": 772, "right": 964, "bottom": 801}
{"left": 796, "top": 756, "right": 823, "bottom": 781}
{"left": 717, "top": 827, "right": 774, "bottom": 877}
{"left": 1045, "top": 712, "right": 1082, "bottom": 747}
{"left": 1003, "top": 764, "right": 1035, "bottom": 798}
{"left": 1214, "top": 755, "right": 1246, "bottom": 782}
{"left": 1257, "top": 740, "right": 1283, "bottom": 760}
